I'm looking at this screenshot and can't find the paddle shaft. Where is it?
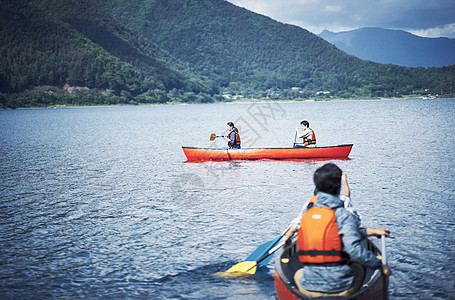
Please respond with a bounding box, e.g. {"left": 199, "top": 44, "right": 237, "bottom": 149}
{"left": 261, "top": 225, "right": 291, "bottom": 258}
{"left": 244, "top": 225, "right": 292, "bottom": 267}
{"left": 210, "top": 133, "right": 223, "bottom": 141}
{"left": 223, "top": 224, "right": 293, "bottom": 275}
{"left": 244, "top": 241, "right": 286, "bottom": 272}
{"left": 273, "top": 225, "right": 292, "bottom": 245}
{"left": 381, "top": 235, "right": 387, "bottom": 265}
{"left": 381, "top": 234, "right": 388, "bottom": 299}
{"left": 263, "top": 225, "right": 292, "bottom": 257}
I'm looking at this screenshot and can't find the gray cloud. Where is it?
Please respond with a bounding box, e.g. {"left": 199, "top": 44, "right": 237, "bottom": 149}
{"left": 228, "top": 0, "right": 455, "bottom": 38}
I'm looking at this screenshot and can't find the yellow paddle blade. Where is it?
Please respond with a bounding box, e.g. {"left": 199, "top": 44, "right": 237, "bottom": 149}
{"left": 215, "top": 261, "right": 258, "bottom": 278}
{"left": 210, "top": 133, "right": 217, "bottom": 141}
{"left": 225, "top": 261, "right": 257, "bottom": 275}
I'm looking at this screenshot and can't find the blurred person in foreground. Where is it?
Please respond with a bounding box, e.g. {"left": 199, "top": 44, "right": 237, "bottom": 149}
{"left": 282, "top": 163, "right": 392, "bottom": 297}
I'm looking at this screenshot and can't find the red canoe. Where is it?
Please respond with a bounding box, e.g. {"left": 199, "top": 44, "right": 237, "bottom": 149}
{"left": 182, "top": 144, "right": 353, "bottom": 161}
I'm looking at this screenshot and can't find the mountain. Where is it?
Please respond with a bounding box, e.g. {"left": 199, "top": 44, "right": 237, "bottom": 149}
{"left": 0, "top": 0, "right": 215, "bottom": 108}
{"left": 318, "top": 27, "right": 455, "bottom": 68}
{"left": 97, "top": 0, "right": 454, "bottom": 98}
{"left": 97, "top": 0, "right": 381, "bottom": 92}
{"left": 97, "top": 0, "right": 360, "bottom": 91}
{"left": 1, "top": 0, "right": 454, "bottom": 108}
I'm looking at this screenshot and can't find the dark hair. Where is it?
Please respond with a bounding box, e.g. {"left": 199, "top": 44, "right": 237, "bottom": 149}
{"left": 313, "top": 163, "right": 342, "bottom": 196}
{"left": 300, "top": 120, "right": 309, "bottom": 127}
{"left": 227, "top": 122, "right": 238, "bottom": 132}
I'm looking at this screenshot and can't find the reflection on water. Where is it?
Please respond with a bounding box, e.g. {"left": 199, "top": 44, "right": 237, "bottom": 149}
{"left": 1, "top": 99, "right": 454, "bottom": 299}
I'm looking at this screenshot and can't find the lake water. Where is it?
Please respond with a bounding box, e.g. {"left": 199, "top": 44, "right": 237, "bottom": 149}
{"left": 1, "top": 99, "right": 454, "bottom": 299}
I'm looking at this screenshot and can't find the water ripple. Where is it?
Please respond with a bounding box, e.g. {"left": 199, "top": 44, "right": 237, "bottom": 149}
{"left": 1, "top": 100, "right": 455, "bottom": 298}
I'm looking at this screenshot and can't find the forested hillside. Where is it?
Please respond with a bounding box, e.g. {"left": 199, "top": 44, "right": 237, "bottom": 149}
{"left": 1, "top": 0, "right": 454, "bottom": 108}
{"left": 97, "top": 0, "right": 455, "bottom": 99}
{"left": 0, "top": 0, "right": 216, "bottom": 108}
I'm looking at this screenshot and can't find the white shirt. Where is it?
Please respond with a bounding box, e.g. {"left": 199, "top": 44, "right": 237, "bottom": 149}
{"left": 298, "top": 128, "right": 312, "bottom": 140}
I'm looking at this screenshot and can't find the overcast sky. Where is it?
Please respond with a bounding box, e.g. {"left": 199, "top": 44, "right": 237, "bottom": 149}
{"left": 227, "top": 0, "right": 455, "bottom": 38}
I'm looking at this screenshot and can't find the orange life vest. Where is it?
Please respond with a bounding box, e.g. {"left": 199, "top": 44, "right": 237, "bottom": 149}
{"left": 228, "top": 130, "right": 241, "bottom": 147}
{"left": 309, "top": 195, "right": 317, "bottom": 204}
{"left": 296, "top": 200, "right": 344, "bottom": 264}
{"left": 303, "top": 129, "right": 316, "bottom": 145}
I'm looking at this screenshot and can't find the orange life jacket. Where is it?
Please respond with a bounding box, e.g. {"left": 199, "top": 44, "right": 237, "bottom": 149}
{"left": 303, "top": 129, "right": 316, "bottom": 145}
{"left": 296, "top": 200, "right": 344, "bottom": 264}
{"left": 309, "top": 195, "right": 317, "bottom": 204}
{"left": 228, "top": 130, "right": 241, "bottom": 147}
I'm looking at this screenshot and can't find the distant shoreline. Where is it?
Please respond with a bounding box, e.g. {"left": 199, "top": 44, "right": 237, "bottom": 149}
{"left": 1, "top": 96, "right": 453, "bottom": 110}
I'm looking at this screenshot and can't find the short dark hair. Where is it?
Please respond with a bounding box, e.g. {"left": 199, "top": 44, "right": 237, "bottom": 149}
{"left": 227, "top": 122, "right": 234, "bottom": 127}
{"left": 313, "top": 163, "right": 342, "bottom": 196}
{"left": 300, "top": 120, "right": 309, "bottom": 127}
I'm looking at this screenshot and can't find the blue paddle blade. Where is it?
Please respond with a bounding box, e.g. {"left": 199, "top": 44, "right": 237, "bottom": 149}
{"left": 256, "top": 251, "right": 274, "bottom": 267}
{"left": 244, "top": 236, "right": 281, "bottom": 266}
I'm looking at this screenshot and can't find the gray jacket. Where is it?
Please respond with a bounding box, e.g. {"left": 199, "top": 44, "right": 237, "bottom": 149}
{"left": 299, "top": 192, "right": 382, "bottom": 292}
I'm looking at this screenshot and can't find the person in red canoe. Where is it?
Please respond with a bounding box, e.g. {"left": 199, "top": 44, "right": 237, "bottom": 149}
{"left": 282, "top": 163, "right": 392, "bottom": 297}
{"left": 223, "top": 122, "right": 241, "bottom": 149}
{"left": 295, "top": 120, "right": 316, "bottom": 147}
